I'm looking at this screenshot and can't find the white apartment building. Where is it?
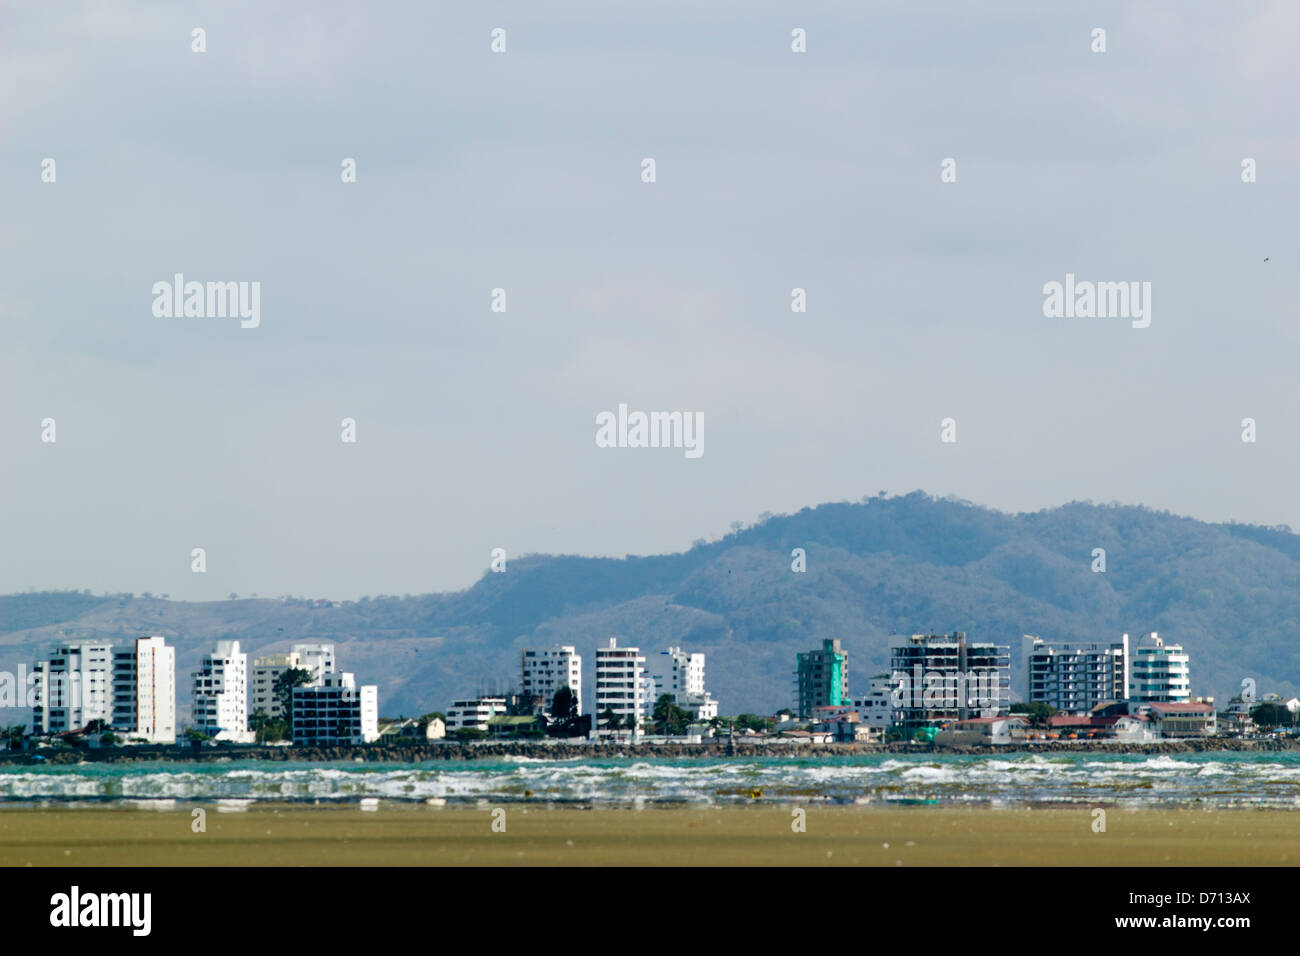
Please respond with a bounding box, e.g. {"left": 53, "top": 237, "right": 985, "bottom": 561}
{"left": 649, "top": 646, "right": 718, "bottom": 721}
{"left": 595, "top": 638, "right": 650, "bottom": 733}
{"left": 250, "top": 643, "right": 337, "bottom": 719}
{"left": 192, "top": 640, "right": 254, "bottom": 742}
{"left": 251, "top": 652, "right": 300, "bottom": 719}
{"left": 31, "top": 642, "right": 114, "bottom": 735}
{"left": 521, "top": 646, "right": 582, "bottom": 715}
{"left": 294, "top": 643, "right": 336, "bottom": 683}
{"left": 291, "top": 672, "right": 378, "bottom": 745}
{"left": 446, "top": 697, "right": 507, "bottom": 733}
{"left": 1129, "top": 632, "right": 1190, "bottom": 703}
{"left": 111, "top": 636, "right": 176, "bottom": 743}
{"left": 1023, "top": 634, "right": 1130, "bottom": 714}
{"left": 852, "top": 675, "right": 895, "bottom": 732}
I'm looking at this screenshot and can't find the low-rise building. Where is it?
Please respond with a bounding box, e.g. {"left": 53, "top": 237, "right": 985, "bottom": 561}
{"left": 851, "top": 675, "right": 894, "bottom": 732}
{"left": 446, "top": 697, "right": 507, "bottom": 733}
{"left": 1144, "top": 701, "right": 1215, "bottom": 738}
{"left": 487, "top": 714, "right": 546, "bottom": 738}
{"left": 378, "top": 716, "right": 445, "bottom": 744}
{"left": 934, "top": 716, "right": 1028, "bottom": 746}
{"left": 1036, "top": 712, "right": 1154, "bottom": 742}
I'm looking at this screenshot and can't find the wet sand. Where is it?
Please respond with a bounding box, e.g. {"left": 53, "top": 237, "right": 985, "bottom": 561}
{"left": 1, "top": 803, "right": 1298, "bottom": 865}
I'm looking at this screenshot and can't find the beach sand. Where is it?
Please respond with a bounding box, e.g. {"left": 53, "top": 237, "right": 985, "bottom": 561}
{"left": 1, "top": 803, "right": 1298, "bottom": 865}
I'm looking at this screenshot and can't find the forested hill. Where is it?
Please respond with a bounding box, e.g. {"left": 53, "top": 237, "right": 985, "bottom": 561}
{"left": 3, "top": 492, "right": 1297, "bottom": 719}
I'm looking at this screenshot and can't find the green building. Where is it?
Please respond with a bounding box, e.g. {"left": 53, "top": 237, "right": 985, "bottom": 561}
{"left": 796, "top": 639, "right": 849, "bottom": 718}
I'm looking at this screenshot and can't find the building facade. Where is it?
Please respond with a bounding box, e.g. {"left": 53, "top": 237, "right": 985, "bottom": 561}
{"left": 250, "top": 652, "right": 300, "bottom": 719}
{"left": 294, "top": 643, "right": 336, "bottom": 684}
{"left": 111, "top": 636, "right": 176, "bottom": 743}
{"left": 291, "top": 672, "right": 378, "bottom": 745}
{"left": 595, "top": 638, "right": 650, "bottom": 733}
{"left": 250, "top": 643, "right": 337, "bottom": 719}
{"left": 649, "top": 646, "right": 718, "bottom": 721}
{"left": 795, "top": 639, "right": 849, "bottom": 718}
{"left": 1143, "top": 701, "right": 1215, "bottom": 737}
{"left": 192, "top": 640, "right": 254, "bottom": 742}
{"left": 521, "top": 645, "right": 582, "bottom": 716}
{"left": 889, "top": 632, "right": 1010, "bottom": 733}
{"left": 446, "top": 697, "right": 507, "bottom": 733}
{"left": 1023, "top": 634, "right": 1129, "bottom": 714}
{"left": 31, "top": 642, "right": 114, "bottom": 735}
{"left": 852, "top": 675, "right": 895, "bottom": 732}
{"left": 1128, "top": 632, "right": 1190, "bottom": 703}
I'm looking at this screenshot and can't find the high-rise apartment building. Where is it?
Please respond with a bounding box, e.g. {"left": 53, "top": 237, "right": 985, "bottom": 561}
{"left": 1023, "top": 634, "right": 1129, "bottom": 714}
{"left": 31, "top": 642, "right": 114, "bottom": 735}
{"left": 111, "top": 636, "right": 176, "bottom": 743}
{"left": 1129, "top": 632, "right": 1190, "bottom": 703}
{"left": 889, "top": 632, "right": 1010, "bottom": 733}
{"left": 595, "top": 638, "right": 650, "bottom": 733}
{"left": 192, "top": 640, "right": 254, "bottom": 742}
{"left": 795, "top": 639, "right": 849, "bottom": 718}
{"left": 521, "top": 645, "right": 582, "bottom": 715}
{"left": 649, "top": 646, "right": 718, "bottom": 720}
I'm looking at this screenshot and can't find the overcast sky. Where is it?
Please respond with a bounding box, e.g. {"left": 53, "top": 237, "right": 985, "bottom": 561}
{"left": 2, "top": 1, "right": 1297, "bottom": 601}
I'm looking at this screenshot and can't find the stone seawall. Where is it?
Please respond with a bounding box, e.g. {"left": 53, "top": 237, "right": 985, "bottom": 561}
{"left": 2, "top": 737, "right": 1293, "bottom": 765}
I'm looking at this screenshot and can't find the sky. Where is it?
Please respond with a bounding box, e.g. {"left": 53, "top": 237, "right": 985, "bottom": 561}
{"left": 2, "top": 1, "right": 1298, "bottom": 601}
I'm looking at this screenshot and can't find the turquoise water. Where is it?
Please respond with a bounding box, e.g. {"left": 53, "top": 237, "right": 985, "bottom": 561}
{"left": 4, "top": 752, "right": 1300, "bottom": 808}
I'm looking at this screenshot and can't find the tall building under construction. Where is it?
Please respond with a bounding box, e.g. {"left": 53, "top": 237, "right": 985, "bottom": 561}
{"left": 795, "top": 638, "right": 849, "bottom": 718}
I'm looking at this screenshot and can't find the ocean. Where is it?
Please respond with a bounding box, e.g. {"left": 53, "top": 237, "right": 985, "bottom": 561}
{"left": 3, "top": 752, "right": 1299, "bottom": 808}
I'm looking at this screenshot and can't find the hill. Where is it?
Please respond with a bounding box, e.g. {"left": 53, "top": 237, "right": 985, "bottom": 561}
{"left": 3, "top": 491, "right": 1298, "bottom": 720}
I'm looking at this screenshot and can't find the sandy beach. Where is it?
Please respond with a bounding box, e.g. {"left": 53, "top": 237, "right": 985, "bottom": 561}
{"left": 2, "top": 803, "right": 1297, "bottom": 866}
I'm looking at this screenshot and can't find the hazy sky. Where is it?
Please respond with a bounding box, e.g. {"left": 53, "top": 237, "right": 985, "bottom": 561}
{"left": 3, "top": 1, "right": 1297, "bottom": 601}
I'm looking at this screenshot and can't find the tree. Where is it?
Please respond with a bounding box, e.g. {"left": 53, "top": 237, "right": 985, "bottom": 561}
{"left": 733, "top": 713, "right": 775, "bottom": 733}
{"left": 599, "top": 707, "right": 621, "bottom": 731}
{"left": 551, "top": 686, "right": 578, "bottom": 720}
{"left": 273, "top": 668, "right": 314, "bottom": 726}
{"left": 652, "top": 694, "right": 691, "bottom": 736}
{"left": 250, "top": 709, "right": 290, "bottom": 744}
{"left": 1010, "top": 701, "right": 1058, "bottom": 728}
{"left": 1250, "top": 702, "right": 1293, "bottom": 730}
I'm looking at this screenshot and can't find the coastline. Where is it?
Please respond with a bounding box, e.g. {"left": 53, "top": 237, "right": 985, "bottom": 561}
{"left": 3, "top": 737, "right": 1293, "bottom": 764}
